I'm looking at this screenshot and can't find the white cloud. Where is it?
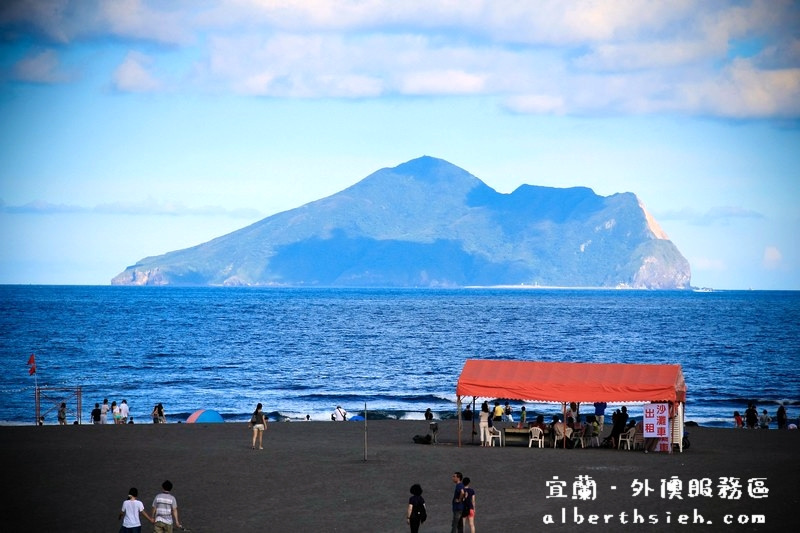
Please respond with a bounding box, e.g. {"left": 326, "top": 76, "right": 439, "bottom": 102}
{"left": 574, "top": 39, "right": 721, "bottom": 72}
{"left": 678, "top": 59, "right": 800, "bottom": 118}
{"left": 0, "top": 0, "right": 190, "bottom": 44}
{"left": 99, "top": 0, "right": 192, "bottom": 45}
{"left": 400, "top": 69, "right": 485, "bottom": 95}
{"left": 112, "top": 51, "right": 162, "bottom": 93}
{"left": 2, "top": 0, "right": 799, "bottom": 118}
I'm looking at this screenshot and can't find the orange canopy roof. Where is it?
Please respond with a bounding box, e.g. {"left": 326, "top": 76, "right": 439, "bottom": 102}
{"left": 456, "top": 359, "right": 686, "bottom": 403}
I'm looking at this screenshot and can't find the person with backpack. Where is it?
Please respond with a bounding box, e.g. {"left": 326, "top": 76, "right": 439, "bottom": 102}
{"left": 406, "top": 483, "right": 426, "bottom": 532}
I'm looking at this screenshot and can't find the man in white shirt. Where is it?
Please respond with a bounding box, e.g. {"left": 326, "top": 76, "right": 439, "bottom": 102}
{"left": 332, "top": 406, "right": 347, "bottom": 421}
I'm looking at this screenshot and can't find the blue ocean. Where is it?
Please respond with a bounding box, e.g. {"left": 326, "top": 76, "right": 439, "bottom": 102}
{"left": 0, "top": 286, "right": 797, "bottom": 428}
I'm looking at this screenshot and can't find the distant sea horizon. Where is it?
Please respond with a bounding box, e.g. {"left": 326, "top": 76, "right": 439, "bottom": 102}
{"left": 1, "top": 286, "right": 798, "bottom": 428}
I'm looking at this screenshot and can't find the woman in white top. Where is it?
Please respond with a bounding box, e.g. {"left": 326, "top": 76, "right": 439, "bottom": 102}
{"left": 112, "top": 401, "right": 121, "bottom": 424}
{"left": 118, "top": 487, "right": 153, "bottom": 533}
{"left": 479, "top": 401, "right": 491, "bottom": 446}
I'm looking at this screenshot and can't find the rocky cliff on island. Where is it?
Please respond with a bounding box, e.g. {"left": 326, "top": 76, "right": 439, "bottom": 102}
{"left": 111, "top": 156, "right": 691, "bottom": 289}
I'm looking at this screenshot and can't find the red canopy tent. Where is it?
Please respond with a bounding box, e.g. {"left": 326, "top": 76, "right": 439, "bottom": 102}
{"left": 457, "top": 359, "right": 686, "bottom": 403}
{"left": 455, "top": 359, "right": 687, "bottom": 449}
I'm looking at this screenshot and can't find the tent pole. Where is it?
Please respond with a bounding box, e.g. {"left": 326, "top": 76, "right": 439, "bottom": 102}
{"left": 456, "top": 396, "right": 462, "bottom": 447}
{"left": 471, "top": 397, "right": 476, "bottom": 444}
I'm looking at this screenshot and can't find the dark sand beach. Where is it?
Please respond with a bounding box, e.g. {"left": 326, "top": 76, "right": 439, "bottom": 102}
{"left": 1, "top": 420, "right": 797, "bottom": 532}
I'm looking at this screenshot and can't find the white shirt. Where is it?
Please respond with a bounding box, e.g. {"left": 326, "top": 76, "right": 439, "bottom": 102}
{"left": 120, "top": 402, "right": 129, "bottom": 418}
{"left": 121, "top": 499, "right": 144, "bottom": 527}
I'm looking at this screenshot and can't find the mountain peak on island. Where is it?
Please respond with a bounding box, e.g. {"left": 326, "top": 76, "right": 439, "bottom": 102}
{"left": 111, "top": 156, "right": 690, "bottom": 289}
{"left": 389, "top": 155, "right": 474, "bottom": 178}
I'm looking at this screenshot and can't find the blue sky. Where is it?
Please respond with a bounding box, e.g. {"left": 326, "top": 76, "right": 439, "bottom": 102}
{"left": 1, "top": 0, "right": 798, "bottom": 289}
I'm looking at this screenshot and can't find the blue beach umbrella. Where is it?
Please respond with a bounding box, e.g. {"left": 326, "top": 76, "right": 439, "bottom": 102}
{"left": 186, "top": 409, "right": 224, "bottom": 423}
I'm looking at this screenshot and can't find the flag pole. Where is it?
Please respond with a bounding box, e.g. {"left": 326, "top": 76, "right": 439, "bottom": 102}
{"left": 29, "top": 353, "right": 39, "bottom": 425}
{"left": 363, "top": 402, "right": 368, "bottom": 461}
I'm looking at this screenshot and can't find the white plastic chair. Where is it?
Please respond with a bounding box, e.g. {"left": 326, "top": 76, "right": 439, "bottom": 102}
{"left": 552, "top": 425, "right": 572, "bottom": 448}
{"left": 488, "top": 427, "right": 502, "bottom": 447}
{"left": 618, "top": 427, "right": 636, "bottom": 450}
{"left": 572, "top": 425, "right": 591, "bottom": 448}
{"left": 528, "top": 426, "right": 544, "bottom": 448}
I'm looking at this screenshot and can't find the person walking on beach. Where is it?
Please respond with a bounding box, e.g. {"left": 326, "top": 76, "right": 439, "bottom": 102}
{"left": 406, "top": 483, "right": 426, "bottom": 533}
{"left": 91, "top": 403, "right": 101, "bottom": 424}
{"left": 450, "top": 472, "right": 465, "bottom": 533}
{"left": 119, "top": 487, "right": 153, "bottom": 533}
{"left": 157, "top": 403, "right": 166, "bottom": 424}
{"left": 733, "top": 411, "right": 743, "bottom": 428}
{"left": 101, "top": 398, "right": 110, "bottom": 424}
{"left": 57, "top": 402, "right": 67, "bottom": 425}
{"left": 461, "top": 477, "right": 476, "bottom": 533}
{"left": 251, "top": 403, "right": 267, "bottom": 449}
{"left": 332, "top": 405, "right": 347, "bottom": 421}
{"left": 152, "top": 480, "right": 182, "bottom": 532}
{"left": 119, "top": 399, "right": 129, "bottom": 424}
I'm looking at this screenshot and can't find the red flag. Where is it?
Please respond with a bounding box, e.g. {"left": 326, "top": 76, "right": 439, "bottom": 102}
{"left": 29, "top": 364, "right": 36, "bottom": 375}
{"left": 28, "top": 353, "right": 35, "bottom": 366}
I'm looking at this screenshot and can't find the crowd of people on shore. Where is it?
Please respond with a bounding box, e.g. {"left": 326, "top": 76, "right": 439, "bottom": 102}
{"left": 39, "top": 397, "right": 171, "bottom": 426}
{"left": 49, "top": 397, "right": 796, "bottom": 432}
{"left": 461, "top": 399, "right": 796, "bottom": 451}
{"left": 88, "top": 399, "right": 167, "bottom": 425}
{"left": 733, "top": 403, "right": 794, "bottom": 429}
{"left": 469, "top": 400, "right": 614, "bottom": 448}
{"left": 88, "top": 398, "right": 131, "bottom": 424}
